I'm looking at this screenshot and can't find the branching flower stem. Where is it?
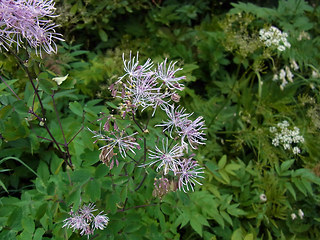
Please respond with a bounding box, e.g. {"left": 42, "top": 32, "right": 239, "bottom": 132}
{"left": 6, "top": 46, "right": 74, "bottom": 169}
{"left": 0, "top": 76, "right": 21, "bottom": 100}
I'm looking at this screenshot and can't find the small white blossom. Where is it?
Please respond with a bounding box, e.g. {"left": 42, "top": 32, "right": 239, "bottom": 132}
{"left": 290, "top": 60, "right": 299, "bottom": 71}
{"left": 291, "top": 213, "right": 297, "bottom": 220}
{"left": 298, "top": 209, "right": 304, "bottom": 219}
{"left": 297, "top": 31, "right": 310, "bottom": 41}
{"left": 260, "top": 193, "right": 267, "bottom": 202}
{"left": 285, "top": 66, "right": 294, "bottom": 82}
{"left": 274, "top": 63, "right": 299, "bottom": 90}
{"left": 312, "top": 70, "right": 320, "bottom": 79}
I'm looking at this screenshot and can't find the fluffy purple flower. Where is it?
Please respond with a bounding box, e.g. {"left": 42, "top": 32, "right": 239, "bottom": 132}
{"left": 143, "top": 138, "right": 184, "bottom": 175}
{"left": 176, "top": 158, "right": 204, "bottom": 192}
{"left": 94, "top": 212, "right": 109, "bottom": 230}
{"left": 63, "top": 214, "right": 89, "bottom": 233}
{"left": 0, "top": 0, "right": 63, "bottom": 56}
{"left": 89, "top": 124, "right": 140, "bottom": 159}
{"left": 119, "top": 51, "right": 154, "bottom": 80}
{"left": 63, "top": 203, "right": 109, "bottom": 238}
{"left": 79, "top": 203, "right": 97, "bottom": 221}
{"left": 155, "top": 58, "right": 185, "bottom": 91}
{"left": 179, "top": 116, "right": 206, "bottom": 149}
{"left": 156, "top": 105, "right": 192, "bottom": 137}
{"left": 123, "top": 72, "right": 161, "bottom": 111}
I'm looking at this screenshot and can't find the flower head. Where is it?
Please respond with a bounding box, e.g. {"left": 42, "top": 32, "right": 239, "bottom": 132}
{"left": 145, "top": 138, "right": 184, "bottom": 174}
{"left": 0, "top": 0, "right": 63, "bottom": 56}
{"left": 259, "top": 193, "right": 267, "bottom": 202}
{"left": 270, "top": 120, "right": 304, "bottom": 154}
{"left": 176, "top": 158, "right": 204, "bottom": 192}
{"left": 63, "top": 203, "right": 109, "bottom": 238}
{"left": 259, "top": 26, "right": 290, "bottom": 52}
{"left": 119, "top": 51, "right": 153, "bottom": 80}
{"left": 155, "top": 58, "right": 185, "bottom": 91}
{"left": 179, "top": 116, "right": 206, "bottom": 150}
{"left": 89, "top": 121, "right": 140, "bottom": 159}
{"left": 94, "top": 212, "right": 109, "bottom": 230}
{"left": 298, "top": 209, "right": 304, "bottom": 219}
{"left": 153, "top": 177, "right": 171, "bottom": 198}
{"left": 156, "top": 105, "right": 192, "bottom": 137}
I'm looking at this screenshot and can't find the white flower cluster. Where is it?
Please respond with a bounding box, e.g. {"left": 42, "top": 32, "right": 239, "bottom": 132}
{"left": 273, "top": 60, "right": 299, "bottom": 90}
{"left": 291, "top": 209, "right": 304, "bottom": 220}
{"left": 297, "top": 31, "right": 310, "bottom": 41}
{"left": 259, "top": 26, "right": 291, "bottom": 51}
{"left": 269, "top": 120, "right": 304, "bottom": 155}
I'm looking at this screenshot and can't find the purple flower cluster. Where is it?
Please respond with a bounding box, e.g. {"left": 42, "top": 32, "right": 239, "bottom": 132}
{"left": 153, "top": 177, "right": 171, "bottom": 198}
{"left": 62, "top": 203, "right": 109, "bottom": 238}
{"left": 110, "top": 52, "right": 185, "bottom": 117}
{"left": 0, "top": 0, "right": 63, "bottom": 56}
{"left": 142, "top": 138, "right": 204, "bottom": 192}
{"left": 88, "top": 117, "right": 140, "bottom": 164}
{"left": 157, "top": 105, "right": 206, "bottom": 149}
{"left": 97, "top": 52, "right": 206, "bottom": 193}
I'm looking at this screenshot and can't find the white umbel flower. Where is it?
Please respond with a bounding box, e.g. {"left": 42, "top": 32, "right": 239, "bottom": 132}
{"left": 259, "top": 26, "right": 291, "bottom": 51}
{"left": 270, "top": 121, "right": 304, "bottom": 155}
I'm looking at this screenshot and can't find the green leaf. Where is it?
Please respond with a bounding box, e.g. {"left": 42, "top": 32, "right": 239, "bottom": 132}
{"left": 292, "top": 178, "right": 307, "bottom": 196}
{"left": 18, "top": 230, "right": 33, "bottom": 240}
{"left": 219, "top": 169, "right": 230, "bottom": 184}
{"left": 98, "top": 29, "right": 108, "bottom": 42}
{"left": 190, "top": 218, "right": 203, "bottom": 236}
{"left": 119, "top": 184, "right": 128, "bottom": 203}
{"left": 0, "top": 179, "right": 8, "bottom": 193}
{"left": 7, "top": 208, "right": 23, "bottom": 231}
{"left": 106, "top": 101, "right": 118, "bottom": 109}
{"left": 33, "top": 228, "right": 45, "bottom": 240}
{"left": 21, "top": 216, "right": 35, "bottom": 234}
{"left": 69, "top": 101, "right": 83, "bottom": 117}
{"left": 206, "top": 161, "right": 219, "bottom": 174}
{"left": 0, "top": 157, "right": 39, "bottom": 177}
{"left": 218, "top": 155, "right": 227, "bottom": 169}
{"left": 285, "top": 182, "right": 296, "bottom": 200}
{"left": 231, "top": 228, "right": 243, "bottom": 240}
{"left": 85, "top": 179, "right": 101, "bottom": 202}
{"left": 0, "top": 79, "right": 18, "bottom": 91}
{"left": 123, "top": 221, "right": 142, "bottom": 233}
{"left": 220, "top": 210, "right": 233, "bottom": 226}
{"left": 161, "top": 203, "right": 172, "bottom": 215}
{"left": 71, "top": 168, "right": 91, "bottom": 183}
{"left": 244, "top": 233, "right": 254, "bottom": 240}
{"left": 0, "top": 105, "right": 12, "bottom": 119}
{"left": 68, "top": 188, "right": 81, "bottom": 211}
{"left": 35, "top": 203, "right": 48, "bottom": 221}
{"left": 38, "top": 72, "right": 56, "bottom": 94}
{"left": 190, "top": 214, "right": 209, "bottom": 237}
{"left": 227, "top": 204, "right": 246, "bottom": 217}
{"left": 280, "top": 159, "right": 295, "bottom": 172}
{"left": 95, "top": 164, "right": 109, "bottom": 178}
{"left": 175, "top": 213, "right": 189, "bottom": 229}
{"left": 225, "top": 163, "right": 241, "bottom": 175}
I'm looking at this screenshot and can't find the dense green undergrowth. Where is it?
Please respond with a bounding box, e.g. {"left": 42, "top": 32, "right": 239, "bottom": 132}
{"left": 1, "top": 0, "right": 320, "bottom": 239}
